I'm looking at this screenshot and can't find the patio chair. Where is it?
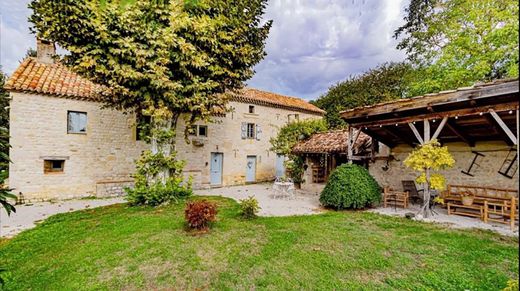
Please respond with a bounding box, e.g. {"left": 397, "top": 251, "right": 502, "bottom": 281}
{"left": 402, "top": 180, "right": 424, "bottom": 205}
{"left": 383, "top": 187, "right": 409, "bottom": 209}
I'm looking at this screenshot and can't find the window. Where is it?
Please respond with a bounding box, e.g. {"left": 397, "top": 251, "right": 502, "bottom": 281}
{"left": 44, "top": 160, "right": 64, "bottom": 173}
{"left": 67, "top": 111, "right": 87, "bottom": 134}
{"left": 198, "top": 125, "right": 208, "bottom": 137}
{"left": 187, "top": 125, "right": 208, "bottom": 137}
{"left": 248, "top": 105, "right": 255, "bottom": 114}
{"left": 247, "top": 123, "right": 255, "bottom": 139}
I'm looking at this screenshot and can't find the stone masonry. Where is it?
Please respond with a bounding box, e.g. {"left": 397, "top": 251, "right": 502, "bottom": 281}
{"left": 9, "top": 92, "right": 322, "bottom": 201}
{"left": 369, "top": 142, "right": 519, "bottom": 191}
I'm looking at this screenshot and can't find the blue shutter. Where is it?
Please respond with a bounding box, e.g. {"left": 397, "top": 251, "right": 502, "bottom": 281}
{"left": 241, "top": 123, "right": 247, "bottom": 139}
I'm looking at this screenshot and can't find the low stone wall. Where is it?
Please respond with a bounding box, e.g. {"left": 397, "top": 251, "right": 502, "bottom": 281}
{"left": 96, "top": 180, "right": 134, "bottom": 198}
{"left": 369, "top": 141, "right": 519, "bottom": 193}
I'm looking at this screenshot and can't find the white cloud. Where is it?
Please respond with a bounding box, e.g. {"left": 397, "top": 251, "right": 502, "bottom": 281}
{"left": 248, "top": 0, "right": 409, "bottom": 100}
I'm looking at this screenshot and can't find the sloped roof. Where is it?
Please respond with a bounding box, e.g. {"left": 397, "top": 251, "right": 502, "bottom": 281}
{"left": 340, "top": 78, "right": 518, "bottom": 120}
{"left": 233, "top": 88, "right": 325, "bottom": 115}
{"left": 5, "top": 58, "right": 325, "bottom": 114}
{"left": 292, "top": 130, "right": 371, "bottom": 154}
{"left": 4, "top": 58, "right": 106, "bottom": 101}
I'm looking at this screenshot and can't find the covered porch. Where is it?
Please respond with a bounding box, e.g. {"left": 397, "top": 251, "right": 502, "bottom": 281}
{"left": 341, "top": 79, "right": 519, "bottom": 230}
{"left": 292, "top": 130, "right": 372, "bottom": 188}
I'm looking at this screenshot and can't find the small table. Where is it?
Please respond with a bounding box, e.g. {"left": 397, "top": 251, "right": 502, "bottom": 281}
{"left": 273, "top": 181, "right": 295, "bottom": 199}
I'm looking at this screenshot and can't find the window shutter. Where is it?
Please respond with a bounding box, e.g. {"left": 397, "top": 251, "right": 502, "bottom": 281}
{"left": 241, "top": 123, "right": 247, "bottom": 139}
{"left": 256, "top": 124, "right": 262, "bottom": 141}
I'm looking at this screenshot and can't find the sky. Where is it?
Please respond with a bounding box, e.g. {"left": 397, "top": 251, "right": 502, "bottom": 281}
{"left": 0, "top": 0, "right": 408, "bottom": 101}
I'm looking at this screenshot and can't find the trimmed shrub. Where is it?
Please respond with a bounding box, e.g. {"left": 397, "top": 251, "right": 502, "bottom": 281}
{"left": 185, "top": 200, "right": 217, "bottom": 230}
{"left": 126, "top": 177, "right": 192, "bottom": 206}
{"left": 239, "top": 196, "right": 260, "bottom": 219}
{"left": 319, "top": 163, "right": 381, "bottom": 209}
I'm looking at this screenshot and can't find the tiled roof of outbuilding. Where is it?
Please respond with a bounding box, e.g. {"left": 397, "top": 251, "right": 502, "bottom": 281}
{"left": 5, "top": 58, "right": 325, "bottom": 114}
{"left": 292, "top": 130, "right": 371, "bottom": 154}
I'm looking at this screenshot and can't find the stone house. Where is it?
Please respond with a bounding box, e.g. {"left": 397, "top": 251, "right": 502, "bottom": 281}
{"left": 5, "top": 40, "right": 324, "bottom": 201}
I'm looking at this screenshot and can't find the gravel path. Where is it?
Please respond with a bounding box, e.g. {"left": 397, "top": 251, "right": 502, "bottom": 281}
{"left": 0, "top": 197, "right": 125, "bottom": 238}
{"left": 370, "top": 205, "right": 519, "bottom": 237}
{"left": 196, "top": 183, "right": 323, "bottom": 217}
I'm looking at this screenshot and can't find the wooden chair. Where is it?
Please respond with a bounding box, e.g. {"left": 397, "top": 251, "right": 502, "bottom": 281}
{"left": 383, "top": 187, "right": 409, "bottom": 208}
{"left": 402, "top": 180, "right": 423, "bottom": 205}
{"left": 484, "top": 197, "right": 519, "bottom": 230}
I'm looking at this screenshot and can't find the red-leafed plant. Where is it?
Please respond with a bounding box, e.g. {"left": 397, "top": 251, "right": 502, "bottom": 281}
{"left": 184, "top": 200, "right": 217, "bottom": 231}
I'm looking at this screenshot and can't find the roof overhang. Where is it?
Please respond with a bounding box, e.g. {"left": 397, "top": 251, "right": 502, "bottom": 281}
{"left": 340, "top": 79, "right": 519, "bottom": 147}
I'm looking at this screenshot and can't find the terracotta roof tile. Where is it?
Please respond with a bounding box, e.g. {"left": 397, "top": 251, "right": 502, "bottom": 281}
{"left": 292, "top": 130, "right": 371, "bottom": 154}
{"left": 4, "top": 58, "right": 105, "bottom": 101}
{"left": 5, "top": 58, "right": 325, "bottom": 115}
{"left": 232, "top": 88, "right": 325, "bottom": 115}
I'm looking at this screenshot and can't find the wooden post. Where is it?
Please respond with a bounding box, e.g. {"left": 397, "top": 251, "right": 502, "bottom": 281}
{"left": 347, "top": 127, "right": 353, "bottom": 163}
{"left": 483, "top": 201, "right": 488, "bottom": 223}
{"left": 511, "top": 197, "right": 516, "bottom": 230}
{"left": 431, "top": 116, "right": 448, "bottom": 140}
{"left": 423, "top": 119, "right": 431, "bottom": 217}
{"left": 424, "top": 119, "right": 430, "bottom": 143}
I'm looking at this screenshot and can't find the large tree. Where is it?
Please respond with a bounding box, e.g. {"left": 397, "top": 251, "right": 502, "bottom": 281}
{"left": 29, "top": 0, "right": 271, "bottom": 186}
{"left": 395, "top": 0, "right": 519, "bottom": 95}
{"left": 312, "top": 62, "right": 413, "bottom": 128}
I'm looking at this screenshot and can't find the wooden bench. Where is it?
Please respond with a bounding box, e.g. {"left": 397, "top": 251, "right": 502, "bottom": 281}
{"left": 447, "top": 203, "right": 484, "bottom": 219}
{"left": 442, "top": 185, "right": 518, "bottom": 205}
{"left": 383, "top": 187, "right": 409, "bottom": 208}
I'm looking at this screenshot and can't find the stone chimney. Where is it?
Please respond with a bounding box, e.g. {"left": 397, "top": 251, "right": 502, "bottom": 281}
{"left": 36, "top": 38, "right": 56, "bottom": 64}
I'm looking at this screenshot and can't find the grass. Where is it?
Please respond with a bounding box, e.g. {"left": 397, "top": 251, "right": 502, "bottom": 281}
{"left": 0, "top": 196, "right": 518, "bottom": 290}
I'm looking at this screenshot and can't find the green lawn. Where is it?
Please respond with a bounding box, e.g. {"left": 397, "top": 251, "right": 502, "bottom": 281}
{"left": 0, "top": 196, "right": 518, "bottom": 290}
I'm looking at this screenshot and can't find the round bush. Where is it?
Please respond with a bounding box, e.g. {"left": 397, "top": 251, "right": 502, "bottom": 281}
{"left": 319, "top": 164, "right": 381, "bottom": 209}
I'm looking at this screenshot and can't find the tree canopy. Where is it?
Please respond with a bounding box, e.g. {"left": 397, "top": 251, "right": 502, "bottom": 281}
{"left": 311, "top": 62, "right": 413, "bottom": 128}
{"left": 29, "top": 0, "right": 271, "bottom": 188}
{"left": 29, "top": 0, "right": 271, "bottom": 124}
{"left": 395, "top": 0, "right": 519, "bottom": 95}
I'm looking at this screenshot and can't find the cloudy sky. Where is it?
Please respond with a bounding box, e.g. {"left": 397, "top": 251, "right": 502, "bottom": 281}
{"left": 0, "top": 0, "right": 408, "bottom": 101}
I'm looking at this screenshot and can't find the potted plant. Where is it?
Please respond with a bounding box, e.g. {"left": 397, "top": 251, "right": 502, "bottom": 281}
{"left": 460, "top": 191, "right": 475, "bottom": 206}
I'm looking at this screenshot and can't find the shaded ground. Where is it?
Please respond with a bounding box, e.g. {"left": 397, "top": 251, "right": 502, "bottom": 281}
{"left": 0, "top": 196, "right": 517, "bottom": 290}
{"left": 371, "top": 205, "right": 519, "bottom": 237}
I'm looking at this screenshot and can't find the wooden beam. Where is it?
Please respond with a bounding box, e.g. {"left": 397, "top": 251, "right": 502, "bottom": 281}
{"left": 362, "top": 128, "right": 396, "bottom": 148}
{"left": 484, "top": 114, "right": 514, "bottom": 146}
{"left": 408, "top": 122, "right": 424, "bottom": 144}
{"left": 383, "top": 126, "right": 416, "bottom": 147}
{"left": 346, "top": 102, "right": 519, "bottom": 128}
{"left": 424, "top": 119, "right": 430, "bottom": 143}
{"left": 431, "top": 116, "right": 448, "bottom": 140}
{"left": 352, "top": 128, "right": 361, "bottom": 146}
{"left": 489, "top": 110, "right": 517, "bottom": 145}
{"left": 340, "top": 80, "right": 518, "bottom": 119}
{"left": 445, "top": 120, "right": 475, "bottom": 147}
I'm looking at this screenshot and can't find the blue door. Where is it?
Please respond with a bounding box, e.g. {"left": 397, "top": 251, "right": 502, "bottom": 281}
{"left": 246, "top": 156, "right": 257, "bottom": 182}
{"left": 210, "top": 153, "right": 223, "bottom": 186}
{"left": 276, "top": 154, "right": 285, "bottom": 177}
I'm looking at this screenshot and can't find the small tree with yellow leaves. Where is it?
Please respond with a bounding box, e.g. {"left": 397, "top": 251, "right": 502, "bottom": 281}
{"left": 404, "top": 140, "right": 455, "bottom": 217}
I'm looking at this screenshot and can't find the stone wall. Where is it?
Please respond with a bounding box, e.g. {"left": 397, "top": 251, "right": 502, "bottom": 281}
{"left": 369, "top": 142, "right": 519, "bottom": 193}
{"left": 175, "top": 101, "right": 322, "bottom": 189}
{"left": 9, "top": 92, "right": 147, "bottom": 201}
{"left": 9, "top": 92, "right": 322, "bottom": 200}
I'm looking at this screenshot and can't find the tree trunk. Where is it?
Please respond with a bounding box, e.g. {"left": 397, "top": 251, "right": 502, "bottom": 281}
{"left": 419, "top": 168, "right": 431, "bottom": 218}
{"left": 149, "top": 113, "right": 180, "bottom": 185}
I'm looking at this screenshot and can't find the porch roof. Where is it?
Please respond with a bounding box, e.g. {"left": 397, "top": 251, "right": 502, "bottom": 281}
{"left": 292, "top": 130, "right": 371, "bottom": 154}
{"left": 340, "top": 79, "right": 519, "bottom": 147}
